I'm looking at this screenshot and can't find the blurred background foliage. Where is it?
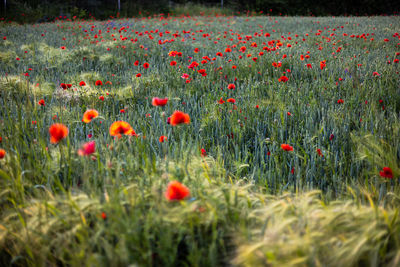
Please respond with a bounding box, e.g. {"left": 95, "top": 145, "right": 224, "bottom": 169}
{"left": 0, "top": 0, "right": 399, "bottom": 24}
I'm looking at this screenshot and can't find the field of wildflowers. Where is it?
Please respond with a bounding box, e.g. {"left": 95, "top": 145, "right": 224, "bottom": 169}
{"left": 0, "top": 13, "right": 400, "bottom": 266}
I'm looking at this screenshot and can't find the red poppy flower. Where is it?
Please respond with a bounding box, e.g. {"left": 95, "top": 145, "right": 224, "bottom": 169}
{"left": 320, "top": 60, "right": 326, "bottom": 70}
{"left": 143, "top": 62, "right": 149, "bottom": 69}
{"left": 79, "top": 81, "right": 86, "bottom": 86}
{"left": 82, "top": 109, "right": 99, "bottom": 123}
{"left": 194, "top": 48, "right": 199, "bottom": 53}
{"left": 49, "top": 123, "right": 69, "bottom": 144}
{"left": 99, "top": 95, "right": 105, "bottom": 101}
{"left": 60, "top": 83, "right": 67, "bottom": 89}
{"left": 78, "top": 141, "right": 96, "bottom": 156}
{"left": 281, "top": 144, "right": 293, "bottom": 151}
{"left": 109, "top": 121, "right": 136, "bottom": 138}
{"left": 152, "top": 97, "right": 168, "bottom": 107}
{"left": 0, "top": 149, "right": 5, "bottom": 159}
{"left": 197, "top": 69, "right": 207, "bottom": 76}
{"left": 101, "top": 212, "right": 107, "bottom": 220}
{"left": 201, "top": 148, "right": 206, "bottom": 157}
{"left": 218, "top": 98, "right": 225, "bottom": 104}
{"left": 227, "top": 83, "right": 235, "bottom": 90}
{"left": 170, "top": 61, "right": 177, "bottom": 66}
{"left": 165, "top": 181, "right": 190, "bottom": 201}
{"left": 159, "top": 136, "right": 167, "bottom": 143}
{"left": 38, "top": 99, "right": 45, "bottom": 106}
{"left": 227, "top": 98, "right": 236, "bottom": 103}
{"left": 66, "top": 84, "right": 72, "bottom": 88}
{"left": 316, "top": 148, "right": 323, "bottom": 157}
{"left": 170, "top": 111, "right": 190, "bottom": 126}
{"left": 95, "top": 80, "right": 103, "bottom": 86}
{"left": 134, "top": 60, "right": 139, "bottom": 66}
{"left": 379, "top": 167, "right": 393, "bottom": 179}
{"left": 337, "top": 99, "right": 344, "bottom": 104}
{"left": 278, "top": 76, "right": 289, "bottom": 82}
{"left": 272, "top": 62, "right": 281, "bottom": 68}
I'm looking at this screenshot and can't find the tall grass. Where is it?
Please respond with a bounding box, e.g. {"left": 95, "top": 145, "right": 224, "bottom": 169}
{"left": 1, "top": 157, "right": 400, "bottom": 266}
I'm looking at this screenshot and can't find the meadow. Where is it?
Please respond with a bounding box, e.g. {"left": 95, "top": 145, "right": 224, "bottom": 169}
{"left": 0, "top": 13, "right": 400, "bottom": 266}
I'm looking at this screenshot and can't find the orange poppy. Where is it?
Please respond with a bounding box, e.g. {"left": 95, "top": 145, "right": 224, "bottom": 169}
{"left": 49, "top": 123, "right": 69, "bottom": 144}
{"left": 0, "top": 149, "right": 5, "bottom": 159}
{"left": 170, "top": 111, "right": 190, "bottom": 126}
{"left": 82, "top": 109, "right": 99, "bottom": 123}
{"left": 165, "top": 181, "right": 190, "bottom": 201}
{"left": 109, "top": 121, "right": 136, "bottom": 138}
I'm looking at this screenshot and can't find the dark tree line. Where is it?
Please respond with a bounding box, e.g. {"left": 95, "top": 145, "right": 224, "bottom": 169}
{"left": 1, "top": 0, "right": 399, "bottom": 22}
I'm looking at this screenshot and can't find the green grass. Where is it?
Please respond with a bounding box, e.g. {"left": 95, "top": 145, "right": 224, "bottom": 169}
{"left": 0, "top": 14, "right": 399, "bottom": 266}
